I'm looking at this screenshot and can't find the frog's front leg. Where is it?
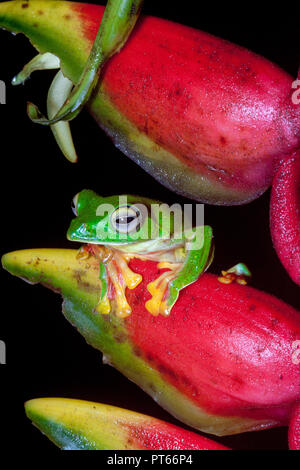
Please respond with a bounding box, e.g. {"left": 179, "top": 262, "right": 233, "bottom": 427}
{"left": 145, "top": 226, "right": 214, "bottom": 316}
{"left": 96, "top": 249, "right": 142, "bottom": 318}
{"left": 166, "top": 226, "right": 214, "bottom": 314}
{"left": 96, "top": 261, "right": 111, "bottom": 315}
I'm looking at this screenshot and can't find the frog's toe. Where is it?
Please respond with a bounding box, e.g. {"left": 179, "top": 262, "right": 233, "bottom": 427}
{"left": 95, "top": 296, "right": 111, "bottom": 315}
{"left": 145, "top": 271, "right": 176, "bottom": 316}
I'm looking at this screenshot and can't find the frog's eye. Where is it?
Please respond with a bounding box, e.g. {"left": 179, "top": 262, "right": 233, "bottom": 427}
{"left": 71, "top": 193, "right": 79, "bottom": 216}
{"left": 110, "top": 205, "right": 141, "bottom": 234}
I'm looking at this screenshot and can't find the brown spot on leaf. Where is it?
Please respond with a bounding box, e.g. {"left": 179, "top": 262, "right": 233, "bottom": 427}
{"left": 157, "top": 362, "right": 178, "bottom": 381}
{"left": 146, "top": 352, "right": 154, "bottom": 363}
{"left": 148, "top": 382, "right": 156, "bottom": 394}
{"left": 73, "top": 270, "right": 99, "bottom": 294}
{"left": 114, "top": 331, "right": 127, "bottom": 344}
{"left": 132, "top": 345, "right": 142, "bottom": 357}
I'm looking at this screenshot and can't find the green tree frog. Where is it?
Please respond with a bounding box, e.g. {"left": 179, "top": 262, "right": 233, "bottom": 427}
{"left": 67, "top": 190, "right": 214, "bottom": 318}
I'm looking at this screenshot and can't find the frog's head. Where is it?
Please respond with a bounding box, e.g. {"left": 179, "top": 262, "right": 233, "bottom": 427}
{"left": 67, "top": 190, "right": 167, "bottom": 246}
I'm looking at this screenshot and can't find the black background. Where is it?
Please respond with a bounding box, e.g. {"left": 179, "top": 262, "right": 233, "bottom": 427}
{"left": 0, "top": 0, "right": 299, "bottom": 452}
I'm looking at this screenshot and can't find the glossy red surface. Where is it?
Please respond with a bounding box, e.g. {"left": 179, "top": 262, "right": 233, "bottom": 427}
{"left": 74, "top": 3, "right": 300, "bottom": 194}
{"left": 124, "top": 260, "right": 300, "bottom": 422}
{"left": 270, "top": 152, "right": 300, "bottom": 286}
{"left": 123, "top": 418, "right": 229, "bottom": 450}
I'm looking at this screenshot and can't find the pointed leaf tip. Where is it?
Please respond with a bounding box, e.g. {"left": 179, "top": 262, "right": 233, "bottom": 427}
{"left": 24, "top": 397, "right": 229, "bottom": 450}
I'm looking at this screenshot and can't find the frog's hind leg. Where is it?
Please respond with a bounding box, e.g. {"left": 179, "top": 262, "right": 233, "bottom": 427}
{"left": 106, "top": 255, "right": 142, "bottom": 318}
{"left": 96, "top": 251, "right": 142, "bottom": 318}
{"left": 113, "top": 252, "right": 143, "bottom": 290}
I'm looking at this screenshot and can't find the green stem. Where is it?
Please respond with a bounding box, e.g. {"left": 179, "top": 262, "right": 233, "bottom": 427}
{"left": 27, "top": 0, "right": 144, "bottom": 125}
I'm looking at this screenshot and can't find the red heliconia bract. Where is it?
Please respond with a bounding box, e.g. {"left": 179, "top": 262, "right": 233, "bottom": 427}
{"left": 124, "top": 260, "right": 300, "bottom": 432}
{"left": 0, "top": 0, "right": 299, "bottom": 204}
{"left": 3, "top": 248, "right": 300, "bottom": 436}
{"left": 270, "top": 151, "right": 300, "bottom": 286}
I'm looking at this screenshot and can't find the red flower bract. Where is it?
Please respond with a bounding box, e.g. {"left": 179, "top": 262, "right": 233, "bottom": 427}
{"left": 125, "top": 260, "right": 300, "bottom": 425}
{"left": 0, "top": 1, "right": 299, "bottom": 204}
{"left": 2, "top": 248, "right": 300, "bottom": 436}
{"left": 270, "top": 152, "right": 300, "bottom": 286}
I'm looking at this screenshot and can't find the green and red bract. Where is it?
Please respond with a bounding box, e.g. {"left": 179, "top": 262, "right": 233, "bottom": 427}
{"left": 2, "top": 248, "right": 300, "bottom": 436}
{"left": 0, "top": 0, "right": 299, "bottom": 204}
{"left": 25, "top": 397, "right": 229, "bottom": 450}
{"left": 270, "top": 151, "right": 300, "bottom": 286}
{"left": 288, "top": 401, "right": 300, "bottom": 450}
